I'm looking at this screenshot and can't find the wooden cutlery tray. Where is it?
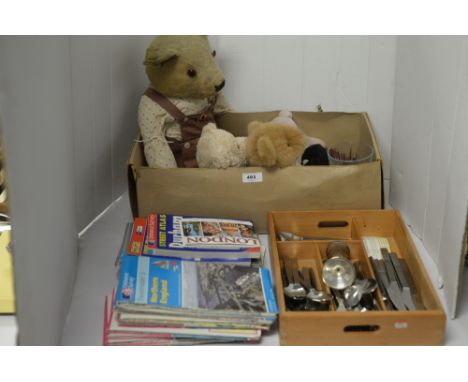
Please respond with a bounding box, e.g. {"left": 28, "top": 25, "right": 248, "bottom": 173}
{"left": 268, "top": 209, "right": 446, "bottom": 345}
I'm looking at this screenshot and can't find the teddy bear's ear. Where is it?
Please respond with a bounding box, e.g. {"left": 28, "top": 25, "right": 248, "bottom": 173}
{"left": 247, "top": 121, "right": 262, "bottom": 135}
{"left": 143, "top": 46, "right": 179, "bottom": 66}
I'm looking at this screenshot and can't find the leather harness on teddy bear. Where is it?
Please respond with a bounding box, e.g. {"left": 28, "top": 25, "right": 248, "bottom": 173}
{"left": 144, "top": 87, "right": 217, "bottom": 168}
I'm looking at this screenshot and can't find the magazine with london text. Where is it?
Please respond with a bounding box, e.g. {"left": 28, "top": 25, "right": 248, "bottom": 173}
{"left": 115, "top": 255, "right": 278, "bottom": 319}
{"left": 143, "top": 213, "right": 263, "bottom": 261}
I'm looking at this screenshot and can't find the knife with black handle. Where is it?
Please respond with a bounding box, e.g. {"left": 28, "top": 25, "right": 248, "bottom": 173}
{"left": 400, "top": 259, "right": 424, "bottom": 309}
{"left": 370, "top": 257, "right": 395, "bottom": 310}
{"left": 381, "top": 250, "right": 407, "bottom": 311}
{"left": 389, "top": 252, "right": 417, "bottom": 310}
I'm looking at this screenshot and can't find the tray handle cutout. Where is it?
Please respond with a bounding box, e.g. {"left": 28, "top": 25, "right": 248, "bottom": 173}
{"left": 318, "top": 220, "right": 349, "bottom": 228}
{"left": 343, "top": 325, "right": 380, "bottom": 333}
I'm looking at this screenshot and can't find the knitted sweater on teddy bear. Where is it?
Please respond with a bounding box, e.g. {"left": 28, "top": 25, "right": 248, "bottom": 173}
{"left": 138, "top": 92, "right": 231, "bottom": 168}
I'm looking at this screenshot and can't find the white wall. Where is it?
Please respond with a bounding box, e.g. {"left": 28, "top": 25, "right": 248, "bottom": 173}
{"left": 71, "top": 36, "right": 153, "bottom": 231}
{"left": 213, "top": 36, "right": 396, "bottom": 181}
{"left": 0, "top": 36, "right": 78, "bottom": 344}
{"left": 391, "top": 36, "right": 468, "bottom": 317}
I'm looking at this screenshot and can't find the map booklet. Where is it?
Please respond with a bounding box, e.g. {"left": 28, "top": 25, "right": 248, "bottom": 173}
{"left": 141, "top": 213, "right": 263, "bottom": 261}
{"left": 103, "top": 292, "right": 262, "bottom": 346}
{"left": 115, "top": 255, "right": 278, "bottom": 322}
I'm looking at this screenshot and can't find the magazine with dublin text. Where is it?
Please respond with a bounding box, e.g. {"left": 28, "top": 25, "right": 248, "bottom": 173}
{"left": 115, "top": 255, "right": 278, "bottom": 325}
{"left": 142, "top": 213, "right": 263, "bottom": 261}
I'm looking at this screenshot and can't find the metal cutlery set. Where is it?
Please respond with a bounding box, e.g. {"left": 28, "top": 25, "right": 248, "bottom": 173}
{"left": 282, "top": 257, "right": 332, "bottom": 311}
{"left": 279, "top": 233, "right": 422, "bottom": 312}
{"left": 371, "top": 249, "right": 420, "bottom": 311}
{"left": 271, "top": 211, "right": 444, "bottom": 345}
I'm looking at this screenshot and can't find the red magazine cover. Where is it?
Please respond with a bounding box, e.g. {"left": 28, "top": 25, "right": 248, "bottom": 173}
{"left": 127, "top": 217, "right": 147, "bottom": 256}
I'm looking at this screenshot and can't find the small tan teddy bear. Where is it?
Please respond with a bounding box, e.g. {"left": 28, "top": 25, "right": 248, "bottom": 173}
{"left": 196, "top": 125, "right": 247, "bottom": 169}
{"left": 245, "top": 110, "right": 328, "bottom": 168}
{"left": 138, "top": 35, "right": 234, "bottom": 168}
{"left": 246, "top": 120, "right": 306, "bottom": 168}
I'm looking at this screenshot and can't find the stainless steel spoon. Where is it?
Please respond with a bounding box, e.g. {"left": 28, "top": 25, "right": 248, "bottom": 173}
{"left": 283, "top": 259, "right": 307, "bottom": 300}
{"left": 301, "top": 267, "right": 333, "bottom": 304}
{"left": 343, "top": 277, "right": 379, "bottom": 309}
{"left": 343, "top": 284, "right": 362, "bottom": 308}
{"left": 307, "top": 288, "right": 333, "bottom": 304}
{"left": 284, "top": 283, "right": 307, "bottom": 299}
{"left": 358, "top": 278, "right": 378, "bottom": 294}
{"left": 331, "top": 289, "right": 347, "bottom": 312}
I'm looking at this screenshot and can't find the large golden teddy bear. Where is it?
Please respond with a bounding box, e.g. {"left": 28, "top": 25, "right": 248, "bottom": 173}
{"left": 138, "top": 35, "right": 245, "bottom": 169}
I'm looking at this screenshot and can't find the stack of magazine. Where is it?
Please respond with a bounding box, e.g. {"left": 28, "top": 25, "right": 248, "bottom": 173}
{"left": 103, "top": 213, "right": 278, "bottom": 346}
{"left": 127, "top": 213, "right": 264, "bottom": 264}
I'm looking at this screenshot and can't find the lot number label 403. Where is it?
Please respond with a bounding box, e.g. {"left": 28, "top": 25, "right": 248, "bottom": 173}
{"left": 242, "top": 172, "right": 263, "bottom": 183}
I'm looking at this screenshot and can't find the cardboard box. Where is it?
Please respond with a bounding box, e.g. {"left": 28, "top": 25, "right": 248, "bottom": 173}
{"left": 127, "top": 111, "right": 384, "bottom": 233}
{"left": 268, "top": 209, "right": 446, "bottom": 345}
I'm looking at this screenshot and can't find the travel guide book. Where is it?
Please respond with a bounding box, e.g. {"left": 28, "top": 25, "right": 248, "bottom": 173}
{"left": 119, "top": 221, "right": 254, "bottom": 266}
{"left": 115, "top": 254, "right": 278, "bottom": 319}
{"left": 139, "top": 213, "right": 263, "bottom": 261}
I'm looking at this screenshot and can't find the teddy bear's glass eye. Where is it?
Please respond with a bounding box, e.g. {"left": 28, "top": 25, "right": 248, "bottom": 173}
{"left": 212, "top": 50, "right": 216, "bottom": 57}
{"left": 187, "top": 68, "right": 197, "bottom": 78}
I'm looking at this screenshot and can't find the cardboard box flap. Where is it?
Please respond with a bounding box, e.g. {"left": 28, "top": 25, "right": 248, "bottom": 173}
{"left": 127, "top": 137, "right": 146, "bottom": 217}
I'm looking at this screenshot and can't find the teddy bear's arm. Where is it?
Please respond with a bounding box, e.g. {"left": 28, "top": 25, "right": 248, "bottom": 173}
{"left": 214, "top": 92, "right": 234, "bottom": 114}
{"left": 138, "top": 96, "right": 178, "bottom": 168}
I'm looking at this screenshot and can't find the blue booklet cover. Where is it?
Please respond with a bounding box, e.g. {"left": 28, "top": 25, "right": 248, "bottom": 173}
{"left": 115, "top": 255, "right": 278, "bottom": 314}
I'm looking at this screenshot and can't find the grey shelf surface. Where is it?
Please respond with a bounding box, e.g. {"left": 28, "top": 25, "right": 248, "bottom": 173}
{"left": 60, "top": 193, "right": 468, "bottom": 346}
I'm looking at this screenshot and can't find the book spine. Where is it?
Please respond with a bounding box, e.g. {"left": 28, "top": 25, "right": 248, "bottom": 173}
{"left": 103, "top": 295, "right": 109, "bottom": 346}
{"left": 115, "top": 222, "right": 133, "bottom": 265}
{"left": 260, "top": 268, "right": 279, "bottom": 314}
{"left": 144, "top": 214, "right": 157, "bottom": 254}
{"left": 139, "top": 254, "right": 253, "bottom": 264}
{"left": 170, "top": 214, "right": 184, "bottom": 247}
{"left": 127, "top": 217, "right": 147, "bottom": 256}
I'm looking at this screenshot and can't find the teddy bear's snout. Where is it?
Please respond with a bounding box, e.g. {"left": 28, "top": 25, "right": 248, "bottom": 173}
{"left": 215, "top": 80, "right": 225, "bottom": 92}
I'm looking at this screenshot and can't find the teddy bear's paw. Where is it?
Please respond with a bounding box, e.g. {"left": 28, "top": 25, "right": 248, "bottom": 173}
{"left": 225, "top": 148, "right": 245, "bottom": 168}
{"left": 272, "top": 129, "right": 306, "bottom": 168}
{"left": 205, "top": 153, "right": 232, "bottom": 169}
{"left": 201, "top": 124, "right": 218, "bottom": 135}
{"left": 197, "top": 124, "right": 247, "bottom": 169}
{"left": 254, "top": 136, "right": 278, "bottom": 167}
{"left": 234, "top": 137, "right": 248, "bottom": 167}
{"left": 276, "top": 143, "right": 305, "bottom": 168}
{"left": 144, "top": 142, "right": 178, "bottom": 168}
